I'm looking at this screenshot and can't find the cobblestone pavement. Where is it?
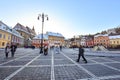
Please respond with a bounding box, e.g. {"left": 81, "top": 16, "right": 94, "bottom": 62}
{"left": 0, "top": 48, "right": 120, "bottom": 80}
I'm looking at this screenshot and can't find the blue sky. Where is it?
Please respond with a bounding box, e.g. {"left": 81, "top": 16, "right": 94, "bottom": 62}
{"left": 0, "top": 0, "right": 120, "bottom": 38}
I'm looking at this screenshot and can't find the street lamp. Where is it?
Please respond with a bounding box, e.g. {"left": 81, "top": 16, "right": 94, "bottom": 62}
{"left": 79, "top": 35, "right": 81, "bottom": 46}
{"left": 38, "top": 13, "right": 48, "bottom": 53}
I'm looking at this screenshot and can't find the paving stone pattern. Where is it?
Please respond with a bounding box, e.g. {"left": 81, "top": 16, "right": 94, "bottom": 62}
{"left": 0, "top": 48, "right": 120, "bottom": 80}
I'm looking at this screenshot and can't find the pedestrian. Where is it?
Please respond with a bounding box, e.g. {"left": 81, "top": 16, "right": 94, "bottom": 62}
{"left": 5, "top": 43, "right": 10, "bottom": 58}
{"left": 60, "top": 45, "right": 62, "bottom": 51}
{"left": 44, "top": 45, "right": 48, "bottom": 55}
{"left": 76, "top": 45, "right": 87, "bottom": 63}
{"left": 14, "top": 44, "right": 17, "bottom": 52}
{"left": 56, "top": 45, "right": 60, "bottom": 54}
{"left": 10, "top": 43, "right": 16, "bottom": 57}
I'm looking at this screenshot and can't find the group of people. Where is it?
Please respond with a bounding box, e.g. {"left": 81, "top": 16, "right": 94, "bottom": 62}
{"left": 52, "top": 44, "right": 87, "bottom": 63}
{"left": 5, "top": 43, "right": 17, "bottom": 58}
{"left": 42, "top": 45, "right": 62, "bottom": 55}
{"left": 5, "top": 42, "right": 87, "bottom": 63}
{"left": 53, "top": 45, "right": 62, "bottom": 54}
{"left": 53, "top": 44, "right": 87, "bottom": 63}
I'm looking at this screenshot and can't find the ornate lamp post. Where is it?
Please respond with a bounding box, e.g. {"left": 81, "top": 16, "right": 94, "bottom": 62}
{"left": 38, "top": 13, "right": 48, "bottom": 53}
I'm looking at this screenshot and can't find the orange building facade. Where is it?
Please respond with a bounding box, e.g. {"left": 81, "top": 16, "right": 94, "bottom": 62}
{"left": 94, "top": 34, "right": 110, "bottom": 47}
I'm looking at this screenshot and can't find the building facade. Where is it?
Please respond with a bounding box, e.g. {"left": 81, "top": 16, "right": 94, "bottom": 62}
{"left": 46, "top": 32, "right": 64, "bottom": 47}
{"left": 94, "top": 34, "right": 109, "bottom": 47}
{"left": 14, "top": 23, "right": 36, "bottom": 47}
{"left": 0, "top": 21, "right": 23, "bottom": 48}
{"left": 86, "top": 36, "right": 94, "bottom": 48}
{"left": 32, "top": 32, "right": 65, "bottom": 48}
{"left": 80, "top": 36, "right": 87, "bottom": 47}
{"left": 0, "top": 21, "right": 12, "bottom": 48}
{"left": 64, "top": 39, "right": 71, "bottom": 48}
{"left": 109, "top": 35, "right": 120, "bottom": 48}
{"left": 11, "top": 28, "right": 24, "bottom": 47}
{"left": 32, "top": 34, "right": 48, "bottom": 48}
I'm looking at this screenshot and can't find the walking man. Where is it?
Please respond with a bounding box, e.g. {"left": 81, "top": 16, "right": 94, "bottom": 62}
{"left": 76, "top": 45, "right": 87, "bottom": 63}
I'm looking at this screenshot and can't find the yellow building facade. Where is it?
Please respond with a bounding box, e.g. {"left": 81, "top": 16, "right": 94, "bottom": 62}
{"left": 0, "top": 30, "right": 11, "bottom": 48}
{"left": 110, "top": 39, "right": 120, "bottom": 45}
{"left": 0, "top": 21, "right": 23, "bottom": 48}
{"left": 109, "top": 35, "right": 120, "bottom": 48}
{"left": 48, "top": 35, "right": 64, "bottom": 46}
{"left": 32, "top": 32, "right": 65, "bottom": 48}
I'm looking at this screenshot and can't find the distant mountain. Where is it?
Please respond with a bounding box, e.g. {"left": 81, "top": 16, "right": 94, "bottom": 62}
{"left": 100, "top": 27, "right": 120, "bottom": 35}
{"left": 115, "top": 27, "right": 120, "bottom": 34}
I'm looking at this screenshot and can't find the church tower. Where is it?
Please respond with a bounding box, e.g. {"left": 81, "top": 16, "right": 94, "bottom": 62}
{"left": 32, "top": 26, "right": 36, "bottom": 35}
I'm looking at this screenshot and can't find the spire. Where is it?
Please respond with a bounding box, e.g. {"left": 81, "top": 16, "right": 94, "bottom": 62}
{"left": 32, "top": 26, "right": 36, "bottom": 35}
{"left": 32, "top": 26, "right": 35, "bottom": 31}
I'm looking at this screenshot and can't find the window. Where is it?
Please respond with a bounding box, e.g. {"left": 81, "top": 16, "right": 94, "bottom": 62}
{"left": 0, "top": 34, "right": 2, "bottom": 38}
{"left": 3, "top": 34, "right": 6, "bottom": 39}
{"left": 117, "top": 41, "right": 119, "bottom": 44}
{"left": 114, "top": 41, "right": 115, "bottom": 44}
{"left": 110, "top": 41, "right": 112, "bottom": 44}
{"left": 103, "top": 40, "right": 105, "bottom": 42}
{"left": 2, "top": 42, "right": 5, "bottom": 46}
{"left": 8, "top": 35, "right": 10, "bottom": 40}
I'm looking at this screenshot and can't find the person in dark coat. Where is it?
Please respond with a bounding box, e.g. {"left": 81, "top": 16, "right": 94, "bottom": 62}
{"left": 15, "top": 44, "right": 17, "bottom": 52}
{"left": 76, "top": 45, "right": 87, "bottom": 63}
{"left": 44, "top": 45, "right": 48, "bottom": 55}
{"left": 60, "top": 45, "right": 62, "bottom": 51}
{"left": 5, "top": 43, "right": 10, "bottom": 58}
{"left": 10, "top": 43, "right": 17, "bottom": 57}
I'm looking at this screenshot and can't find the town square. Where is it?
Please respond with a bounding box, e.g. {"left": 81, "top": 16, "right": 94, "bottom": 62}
{"left": 0, "top": 48, "right": 120, "bottom": 80}
{"left": 1, "top": 0, "right": 120, "bottom": 80}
